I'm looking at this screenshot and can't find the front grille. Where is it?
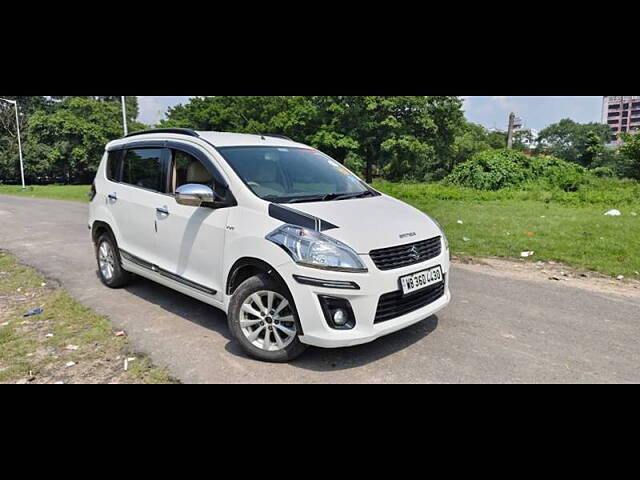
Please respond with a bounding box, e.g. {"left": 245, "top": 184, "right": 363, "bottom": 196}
{"left": 369, "top": 237, "right": 442, "bottom": 271}
{"left": 374, "top": 278, "right": 446, "bottom": 324}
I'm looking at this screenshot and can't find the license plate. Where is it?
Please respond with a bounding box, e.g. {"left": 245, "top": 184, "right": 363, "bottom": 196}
{"left": 400, "top": 266, "right": 443, "bottom": 295}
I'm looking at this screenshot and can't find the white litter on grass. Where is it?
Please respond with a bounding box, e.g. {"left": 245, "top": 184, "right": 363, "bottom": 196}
{"left": 521, "top": 251, "right": 535, "bottom": 258}
{"left": 65, "top": 361, "right": 76, "bottom": 368}
{"left": 124, "top": 357, "right": 137, "bottom": 371}
{"left": 457, "top": 220, "right": 464, "bottom": 224}
{"left": 604, "top": 209, "right": 622, "bottom": 216}
{"left": 463, "top": 237, "right": 471, "bottom": 242}
{"left": 114, "top": 331, "right": 126, "bottom": 337}
{"left": 617, "top": 275, "right": 625, "bottom": 281}
{"left": 45, "top": 333, "right": 54, "bottom": 338}
{"left": 65, "top": 345, "right": 79, "bottom": 351}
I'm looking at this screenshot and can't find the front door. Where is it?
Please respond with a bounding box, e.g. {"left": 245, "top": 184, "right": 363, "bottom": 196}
{"left": 154, "top": 148, "right": 230, "bottom": 297}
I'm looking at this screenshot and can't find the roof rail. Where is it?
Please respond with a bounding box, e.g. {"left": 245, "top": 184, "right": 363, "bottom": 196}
{"left": 263, "top": 133, "right": 294, "bottom": 142}
{"left": 125, "top": 128, "right": 200, "bottom": 139}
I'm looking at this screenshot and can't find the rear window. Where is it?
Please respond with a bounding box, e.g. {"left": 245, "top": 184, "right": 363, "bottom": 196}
{"left": 106, "top": 151, "right": 121, "bottom": 181}
{"left": 121, "top": 149, "right": 164, "bottom": 192}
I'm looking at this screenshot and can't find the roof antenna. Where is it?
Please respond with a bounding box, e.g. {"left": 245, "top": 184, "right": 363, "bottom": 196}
{"left": 239, "top": 112, "right": 265, "bottom": 140}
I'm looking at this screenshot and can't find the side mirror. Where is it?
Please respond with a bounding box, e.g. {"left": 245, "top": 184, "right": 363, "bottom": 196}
{"left": 175, "top": 184, "right": 215, "bottom": 207}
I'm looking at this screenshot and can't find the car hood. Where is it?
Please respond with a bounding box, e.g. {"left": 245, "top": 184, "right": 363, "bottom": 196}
{"left": 288, "top": 194, "right": 442, "bottom": 254}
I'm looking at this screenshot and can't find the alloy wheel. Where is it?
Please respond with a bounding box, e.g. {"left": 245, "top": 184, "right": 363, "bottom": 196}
{"left": 98, "top": 241, "right": 116, "bottom": 281}
{"left": 239, "top": 290, "right": 297, "bottom": 352}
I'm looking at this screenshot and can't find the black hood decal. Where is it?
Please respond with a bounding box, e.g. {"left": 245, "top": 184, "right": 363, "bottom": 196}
{"left": 269, "top": 204, "right": 338, "bottom": 232}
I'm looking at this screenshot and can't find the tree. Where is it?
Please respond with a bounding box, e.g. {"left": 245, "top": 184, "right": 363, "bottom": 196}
{"left": 27, "top": 97, "right": 144, "bottom": 183}
{"left": 49, "top": 96, "right": 139, "bottom": 122}
{"left": 535, "top": 118, "right": 610, "bottom": 167}
{"left": 1, "top": 96, "right": 143, "bottom": 184}
{"left": 583, "top": 130, "right": 605, "bottom": 167}
{"left": 162, "top": 96, "right": 465, "bottom": 182}
{"left": 0, "top": 97, "right": 39, "bottom": 183}
{"left": 486, "top": 130, "right": 508, "bottom": 149}
{"left": 620, "top": 133, "right": 640, "bottom": 180}
{"left": 451, "top": 121, "right": 493, "bottom": 168}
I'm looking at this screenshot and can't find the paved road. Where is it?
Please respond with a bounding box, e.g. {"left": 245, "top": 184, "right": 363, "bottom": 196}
{"left": 1, "top": 194, "right": 639, "bottom": 383}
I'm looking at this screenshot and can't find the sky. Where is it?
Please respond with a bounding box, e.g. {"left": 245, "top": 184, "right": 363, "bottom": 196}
{"left": 137, "top": 96, "right": 192, "bottom": 125}
{"left": 137, "top": 96, "right": 605, "bottom": 131}
{"left": 462, "top": 96, "right": 603, "bottom": 131}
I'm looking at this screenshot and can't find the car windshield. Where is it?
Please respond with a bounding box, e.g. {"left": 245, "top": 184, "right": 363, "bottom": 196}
{"left": 217, "top": 146, "right": 373, "bottom": 203}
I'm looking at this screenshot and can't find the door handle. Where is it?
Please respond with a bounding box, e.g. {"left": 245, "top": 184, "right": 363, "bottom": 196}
{"left": 108, "top": 193, "right": 117, "bottom": 201}
{"left": 156, "top": 207, "right": 170, "bottom": 216}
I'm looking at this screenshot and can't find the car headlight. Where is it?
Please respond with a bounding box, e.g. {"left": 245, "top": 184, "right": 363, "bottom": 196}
{"left": 428, "top": 216, "right": 449, "bottom": 251}
{"left": 266, "top": 224, "right": 367, "bottom": 273}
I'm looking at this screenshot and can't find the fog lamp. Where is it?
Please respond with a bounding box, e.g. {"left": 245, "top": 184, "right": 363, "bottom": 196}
{"left": 319, "top": 296, "right": 356, "bottom": 330}
{"left": 333, "top": 309, "right": 348, "bottom": 326}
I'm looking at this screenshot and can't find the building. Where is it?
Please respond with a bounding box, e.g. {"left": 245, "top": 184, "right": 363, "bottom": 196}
{"left": 518, "top": 128, "right": 539, "bottom": 151}
{"left": 602, "top": 96, "right": 640, "bottom": 143}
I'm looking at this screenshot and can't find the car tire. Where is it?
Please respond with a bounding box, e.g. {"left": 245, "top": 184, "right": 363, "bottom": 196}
{"left": 228, "top": 273, "right": 307, "bottom": 363}
{"left": 96, "top": 232, "right": 134, "bottom": 288}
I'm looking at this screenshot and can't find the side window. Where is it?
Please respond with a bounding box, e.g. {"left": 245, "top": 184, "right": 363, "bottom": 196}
{"left": 106, "top": 151, "right": 121, "bottom": 181}
{"left": 121, "top": 149, "right": 164, "bottom": 192}
{"left": 170, "top": 150, "right": 228, "bottom": 198}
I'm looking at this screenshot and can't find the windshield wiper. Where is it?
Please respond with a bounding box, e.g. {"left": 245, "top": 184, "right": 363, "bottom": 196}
{"left": 331, "top": 191, "right": 376, "bottom": 201}
{"left": 285, "top": 195, "right": 330, "bottom": 204}
{"left": 282, "top": 191, "right": 375, "bottom": 204}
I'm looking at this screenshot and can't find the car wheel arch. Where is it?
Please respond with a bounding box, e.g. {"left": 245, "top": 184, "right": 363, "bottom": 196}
{"left": 226, "top": 257, "right": 289, "bottom": 296}
{"left": 92, "top": 221, "right": 117, "bottom": 246}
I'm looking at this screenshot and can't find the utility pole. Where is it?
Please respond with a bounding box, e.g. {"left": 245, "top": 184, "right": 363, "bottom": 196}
{"left": 506, "top": 112, "right": 516, "bottom": 149}
{"left": 121, "top": 96, "right": 128, "bottom": 136}
{"left": 0, "top": 97, "right": 26, "bottom": 189}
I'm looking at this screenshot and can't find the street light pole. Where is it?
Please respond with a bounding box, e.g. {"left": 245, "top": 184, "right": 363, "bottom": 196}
{"left": 0, "top": 98, "right": 25, "bottom": 189}
{"left": 121, "top": 96, "right": 128, "bottom": 136}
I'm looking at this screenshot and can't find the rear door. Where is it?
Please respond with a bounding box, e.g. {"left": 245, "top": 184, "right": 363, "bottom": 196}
{"left": 115, "top": 147, "right": 169, "bottom": 266}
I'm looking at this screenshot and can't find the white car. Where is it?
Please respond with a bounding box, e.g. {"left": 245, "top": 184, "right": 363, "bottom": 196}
{"left": 89, "top": 128, "right": 450, "bottom": 362}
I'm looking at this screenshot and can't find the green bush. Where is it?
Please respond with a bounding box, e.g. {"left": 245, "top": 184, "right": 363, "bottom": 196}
{"left": 446, "top": 149, "right": 590, "bottom": 191}
{"left": 591, "top": 166, "right": 615, "bottom": 178}
{"left": 445, "top": 149, "right": 527, "bottom": 190}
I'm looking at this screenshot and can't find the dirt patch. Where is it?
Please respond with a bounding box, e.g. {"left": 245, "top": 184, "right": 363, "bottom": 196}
{"left": 452, "top": 255, "right": 640, "bottom": 298}
{"left": 0, "top": 251, "right": 177, "bottom": 384}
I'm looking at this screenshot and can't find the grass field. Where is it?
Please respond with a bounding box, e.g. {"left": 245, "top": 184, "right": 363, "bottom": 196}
{"left": 2, "top": 180, "right": 638, "bottom": 278}
{"left": 0, "top": 251, "right": 176, "bottom": 384}
{"left": 0, "top": 184, "right": 90, "bottom": 202}
{"left": 374, "top": 180, "right": 640, "bottom": 279}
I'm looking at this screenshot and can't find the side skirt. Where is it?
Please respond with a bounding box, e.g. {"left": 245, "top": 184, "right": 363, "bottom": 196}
{"left": 120, "top": 250, "right": 226, "bottom": 311}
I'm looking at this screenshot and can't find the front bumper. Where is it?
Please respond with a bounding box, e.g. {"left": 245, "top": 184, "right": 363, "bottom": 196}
{"left": 279, "top": 248, "right": 451, "bottom": 348}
